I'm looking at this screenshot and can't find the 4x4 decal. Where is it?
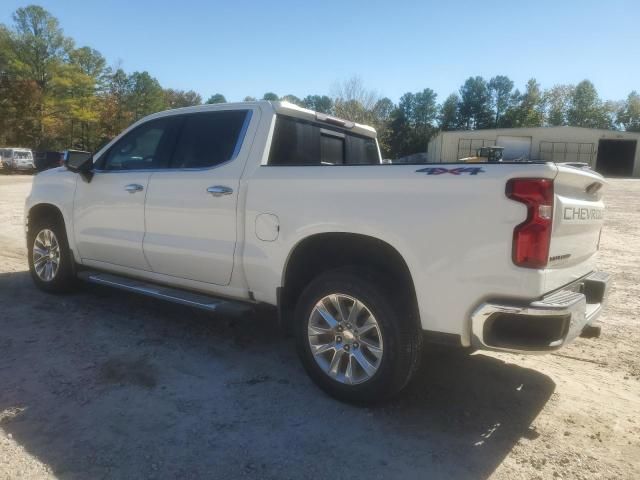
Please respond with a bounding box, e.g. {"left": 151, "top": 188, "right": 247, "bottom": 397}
{"left": 416, "top": 167, "right": 485, "bottom": 175}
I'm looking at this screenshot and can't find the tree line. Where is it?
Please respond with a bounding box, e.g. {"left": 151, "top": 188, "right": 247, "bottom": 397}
{"left": 1, "top": 5, "right": 639, "bottom": 159}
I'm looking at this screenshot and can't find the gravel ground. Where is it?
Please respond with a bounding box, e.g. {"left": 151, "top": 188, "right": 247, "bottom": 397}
{"left": 0, "top": 174, "right": 638, "bottom": 479}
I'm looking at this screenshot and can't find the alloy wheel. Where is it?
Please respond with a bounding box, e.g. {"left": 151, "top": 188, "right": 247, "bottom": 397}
{"left": 33, "top": 229, "right": 60, "bottom": 282}
{"left": 307, "top": 293, "right": 383, "bottom": 385}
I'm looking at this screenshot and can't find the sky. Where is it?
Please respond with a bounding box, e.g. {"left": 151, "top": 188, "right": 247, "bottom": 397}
{"left": 3, "top": 0, "right": 639, "bottom": 103}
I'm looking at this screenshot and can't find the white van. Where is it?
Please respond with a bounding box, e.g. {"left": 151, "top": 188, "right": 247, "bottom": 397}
{"left": 1, "top": 148, "right": 35, "bottom": 171}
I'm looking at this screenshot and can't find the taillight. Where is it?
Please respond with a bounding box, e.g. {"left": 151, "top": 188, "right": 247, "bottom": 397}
{"left": 506, "top": 178, "right": 554, "bottom": 269}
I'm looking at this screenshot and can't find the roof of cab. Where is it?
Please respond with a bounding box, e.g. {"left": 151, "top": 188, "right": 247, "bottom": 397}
{"left": 269, "top": 101, "right": 377, "bottom": 138}
{"left": 142, "top": 100, "right": 377, "bottom": 139}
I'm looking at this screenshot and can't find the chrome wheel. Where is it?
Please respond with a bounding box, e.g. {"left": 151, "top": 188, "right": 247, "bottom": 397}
{"left": 307, "top": 293, "right": 383, "bottom": 385}
{"left": 32, "top": 229, "right": 60, "bottom": 282}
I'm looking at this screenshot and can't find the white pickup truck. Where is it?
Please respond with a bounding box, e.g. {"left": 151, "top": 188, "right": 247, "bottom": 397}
{"left": 25, "top": 101, "right": 610, "bottom": 402}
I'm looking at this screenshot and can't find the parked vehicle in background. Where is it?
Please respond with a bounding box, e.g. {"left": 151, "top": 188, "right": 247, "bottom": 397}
{"left": 34, "top": 151, "right": 64, "bottom": 172}
{"left": 24, "top": 101, "right": 610, "bottom": 403}
{"left": 1, "top": 148, "right": 35, "bottom": 172}
{"left": 459, "top": 146, "right": 505, "bottom": 163}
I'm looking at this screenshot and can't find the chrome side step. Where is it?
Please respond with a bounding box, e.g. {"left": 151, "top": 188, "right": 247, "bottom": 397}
{"left": 78, "top": 271, "right": 251, "bottom": 314}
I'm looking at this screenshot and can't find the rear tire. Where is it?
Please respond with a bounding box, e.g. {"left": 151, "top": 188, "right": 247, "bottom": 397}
{"left": 27, "top": 216, "right": 76, "bottom": 293}
{"left": 294, "top": 268, "right": 422, "bottom": 404}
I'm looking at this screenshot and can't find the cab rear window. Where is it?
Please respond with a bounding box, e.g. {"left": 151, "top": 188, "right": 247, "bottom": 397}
{"left": 268, "top": 115, "right": 379, "bottom": 166}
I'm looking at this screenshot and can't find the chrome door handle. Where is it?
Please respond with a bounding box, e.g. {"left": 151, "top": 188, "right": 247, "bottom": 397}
{"left": 124, "top": 183, "right": 144, "bottom": 193}
{"left": 207, "top": 185, "right": 233, "bottom": 197}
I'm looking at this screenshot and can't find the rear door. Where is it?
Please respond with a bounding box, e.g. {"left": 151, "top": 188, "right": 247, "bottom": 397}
{"left": 142, "top": 108, "right": 255, "bottom": 285}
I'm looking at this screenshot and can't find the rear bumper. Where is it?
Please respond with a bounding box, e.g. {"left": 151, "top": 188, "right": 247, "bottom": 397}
{"left": 6, "top": 161, "right": 35, "bottom": 171}
{"left": 471, "top": 271, "right": 611, "bottom": 353}
{"left": 13, "top": 164, "right": 35, "bottom": 171}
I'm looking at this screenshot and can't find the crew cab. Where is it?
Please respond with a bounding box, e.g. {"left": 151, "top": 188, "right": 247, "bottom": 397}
{"left": 25, "top": 101, "right": 610, "bottom": 402}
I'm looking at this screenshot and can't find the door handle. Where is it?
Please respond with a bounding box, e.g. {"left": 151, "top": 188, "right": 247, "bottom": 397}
{"left": 206, "top": 185, "right": 233, "bottom": 197}
{"left": 124, "top": 183, "right": 144, "bottom": 193}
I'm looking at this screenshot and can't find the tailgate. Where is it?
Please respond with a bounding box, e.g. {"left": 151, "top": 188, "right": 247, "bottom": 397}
{"left": 546, "top": 165, "right": 605, "bottom": 291}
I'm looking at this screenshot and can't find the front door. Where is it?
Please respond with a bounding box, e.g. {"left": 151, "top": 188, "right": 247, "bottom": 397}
{"left": 73, "top": 116, "right": 178, "bottom": 270}
{"left": 143, "top": 108, "right": 254, "bottom": 285}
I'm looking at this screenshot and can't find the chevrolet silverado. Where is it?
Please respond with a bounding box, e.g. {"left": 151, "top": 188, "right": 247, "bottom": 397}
{"left": 25, "top": 101, "right": 610, "bottom": 402}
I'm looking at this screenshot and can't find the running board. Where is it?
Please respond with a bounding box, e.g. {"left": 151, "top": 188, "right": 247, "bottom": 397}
{"left": 78, "top": 271, "right": 252, "bottom": 314}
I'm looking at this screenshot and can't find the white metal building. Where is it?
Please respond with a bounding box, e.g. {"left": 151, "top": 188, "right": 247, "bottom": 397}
{"left": 427, "top": 126, "right": 640, "bottom": 177}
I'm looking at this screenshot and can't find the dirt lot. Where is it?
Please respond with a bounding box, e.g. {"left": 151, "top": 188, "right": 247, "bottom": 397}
{"left": 0, "top": 175, "right": 638, "bottom": 479}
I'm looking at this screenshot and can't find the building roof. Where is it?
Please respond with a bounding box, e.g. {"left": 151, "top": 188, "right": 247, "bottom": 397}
{"left": 437, "top": 125, "right": 640, "bottom": 138}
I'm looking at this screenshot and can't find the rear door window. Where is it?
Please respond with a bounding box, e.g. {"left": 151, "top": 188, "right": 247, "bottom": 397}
{"left": 170, "top": 110, "right": 249, "bottom": 169}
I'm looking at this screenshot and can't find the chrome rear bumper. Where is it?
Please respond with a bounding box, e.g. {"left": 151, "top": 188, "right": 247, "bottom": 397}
{"left": 471, "top": 271, "right": 611, "bottom": 353}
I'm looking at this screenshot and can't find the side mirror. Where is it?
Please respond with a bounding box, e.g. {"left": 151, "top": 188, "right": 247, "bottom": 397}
{"left": 64, "top": 150, "right": 94, "bottom": 182}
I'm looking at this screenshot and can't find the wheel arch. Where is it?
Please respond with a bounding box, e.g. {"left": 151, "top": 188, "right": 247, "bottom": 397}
{"left": 278, "top": 232, "right": 420, "bottom": 333}
{"left": 27, "top": 203, "right": 66, "bottom": 232}
{"left": 26, "top": 202, "right": 77, "bottom": 264}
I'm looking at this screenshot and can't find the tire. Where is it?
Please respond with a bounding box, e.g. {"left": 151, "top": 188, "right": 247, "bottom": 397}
{"left": 27, "top": 215, "right": 76, "bottom": 293}
{"left": 294, "top": 268, "right": 422, "bottom": 404}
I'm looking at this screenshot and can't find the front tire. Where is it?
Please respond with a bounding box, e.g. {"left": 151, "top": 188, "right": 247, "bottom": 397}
{"left": 294, "top": 269, "right": 422, "bottom": 404}
{"left": 28, "top": 216, "right": 76, "bottom": 293}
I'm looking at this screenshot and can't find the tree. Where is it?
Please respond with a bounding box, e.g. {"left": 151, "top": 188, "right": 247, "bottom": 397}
{"left": 439, "top": 93, "right": 460, "bottom": 131}
{"left": 387, "top": 106, "right": 412, "bottom": 158}
{"left": 164, "top": 89, "right": 201, "bottom": 108}
{"left": 126, "top": 71, "right": 166, "bottom": 120}
{"left": 372, "top": 97, "right": 395, "bottom": 157}
{"left": 280, "top": 94, "right": 303, "bottom": 106}
{"left": 413, "top": 88, "right": 438, "bottom": 130}
{"left": 0, "top": 24, "right": 12, "bottom": 75}
{"left": 332, "top": 76, "right": 380, "bottom": 124}
{"left": 69, "top": 47, "right": 106, "bottom": 81}
{"left": 243, "top": 96, "right": 256, "bottom": 102}
{"left": 373, "top": 97, "right": 394, "bottom": 124}
{"left": 262, "top": 92, "right": 278, "bottom": 101}
{"left": 52, "top": 60, "right": 101, "bottom": 149}
{"left": 3, "top": 7, "right": 106, "bottom": 150}
{"left": 544, "top": 84, "right": 574, "bottom": 126}
{"left": 332, "top": 76, "right": 378, "bottom": 109}
{"left": 205, "top": 93, "right": 226, "bottom": 104}
{"left": 387, "top": 88, "right": 438, "bottom": 157}
{"left": 0, "top": 72, "right": 41, "bottom": 147}
{"left": 488, "top": 75, "right": 514, "bottom": 127}
{"left": 405, "top": 89, "right": 438, "bottom": 153}
{"left": 502, "top": 78, "right": 545, "bottom": 128}
{"left": 10, "top": 5, "right": 73, "bottom": 89}
{"left": 63, "top": 47, "right": 108, "bottom": 149}
{"left": 567, "top": 80, "right": 611, "bottom": 129}
{"left": 99, "top": 67, "right": 132, "bottom": 138}
{"left": 0, "top": 25, "right": 18, "bottom": 145}
{"left": 8, "top": 5, "right": 74, "bottom": 147}
{"left": 302, "top": 94, "right": 333, "bottom": 113}
{"left": 458, "top": 76, "right": 493, "bottom": 130}
{"left": 603, "top": 100, "right": 623, "bottom": 131}
{"left": 617, "top": 91, "right": 640, "bottom": 132}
